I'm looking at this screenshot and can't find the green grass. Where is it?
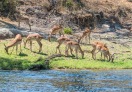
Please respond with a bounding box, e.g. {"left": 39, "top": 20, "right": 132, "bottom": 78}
{"left": 0, "top": 38, "right": 132, "bottom": 70}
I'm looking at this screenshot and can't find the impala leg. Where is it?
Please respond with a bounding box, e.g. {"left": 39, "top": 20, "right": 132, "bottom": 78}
{"left": 10, "top": 46, "right": 15, "bottom": 55}
{"left": 59, "top": 31, "right": 61, "bottom": 36}
{"left": 106, "top": 55, "right": 109, "bottom": 61}
{"left": 16, "top": 45, "right": 18, "bottom": 55}
{"left": 36, "top": 40, "right": 42, "bottom": 52}
{"left": 48, "top": 34, "right": 52, "bottom": 42}
{"left": 65, "top": 44, "right": 69, "bottom": 56}
{"left": 104, "top": 54, "right": 106, "bottom": 60}
{"left": 18, "top": 19, "right": 20, "bottom": 27}
{"left": 20, "top": 43, "right": 22, "bottom": 54}
{"left": 27, "top": 21, "right": 31, "bottom": 31}
{"left": 88, "top": 35, "right": 90, "bottom": 44}
{"left": 85, "top": 35, "right": 88, "bottom": 43}
{"left": 70, "top": 47, "right": 74, "bottom": 56}
{"left": 30, "top": 40, "right": 32, "bottom": 52}
{"left": 92, "top": 49, "right": 96, "bottom": 60}
{"left": 56, "top": 42, "right": 62, "bottom": 54}
{"left": 101, "top": 52, "right": 102, "bottom": 59}
{"left": 75, "top": 47, "right": 78, "bottom": 59}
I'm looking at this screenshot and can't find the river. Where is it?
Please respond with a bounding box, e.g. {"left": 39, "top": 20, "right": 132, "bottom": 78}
{"left": 0, "top": 69, "right": 132, "bottom": 92}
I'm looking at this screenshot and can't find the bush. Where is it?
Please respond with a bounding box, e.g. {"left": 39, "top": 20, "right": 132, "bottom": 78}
{"left": 64, "top": 27, "right": 73, "bottom": 34}
{"left": 66, "top": 0, "right": 73, "bottom": 8}
{"left": 0, "top": 0, "right": 17, "bottom": 18}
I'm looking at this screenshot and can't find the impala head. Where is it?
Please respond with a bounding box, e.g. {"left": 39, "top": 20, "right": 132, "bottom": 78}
{"left": 4, "top": 44, "right": 9, "bottom": 54}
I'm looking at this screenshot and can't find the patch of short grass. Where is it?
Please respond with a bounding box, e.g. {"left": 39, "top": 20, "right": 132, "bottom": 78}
{"left": 0, "top": 38, "right": 132, "bottom": 70}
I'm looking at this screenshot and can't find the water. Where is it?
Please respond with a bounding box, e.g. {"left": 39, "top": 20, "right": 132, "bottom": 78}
{"left": 0, "top": 70, "right": 132, "bottom": 92}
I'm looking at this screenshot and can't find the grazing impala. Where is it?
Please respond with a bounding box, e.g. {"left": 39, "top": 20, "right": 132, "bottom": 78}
{"left": 65, "top": 41, "right": 84, "bottom": 59}
{"left": 48, "top": 24, "right": 64, "bottom": 41}
{"left": 4, "top": 34, "right": 22, "bottom": 55}
{"left": 90, "top": 41, "right": 107, "bottom": 60}
{"left": 56, "top": 36, "right": 71, "bottom": 54}
{"left": 99, "top": 46, "right": 111, "bottom": 61}
{"left": 24, "top": 33, "right": 43, "bottom": 52}
{"left": 78, "top": 28, "right": 91, "bottom": 44}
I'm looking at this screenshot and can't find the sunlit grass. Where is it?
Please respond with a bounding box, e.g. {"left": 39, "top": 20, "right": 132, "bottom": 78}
{"left": 0, "top": 38, "right": 132, "bottom": 70}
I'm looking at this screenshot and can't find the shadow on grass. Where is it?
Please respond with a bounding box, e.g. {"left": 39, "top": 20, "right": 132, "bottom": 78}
{"left": 0, "top": 57, "right": 48, "bottom": 70}
{"left": 32, "top": 51, "right": 48, "bottom": 56}
{"left": 19, "top": 52, "right": 28, "bottom": 56}
{"left": 24, "top": 48, "right": 48, "bottom": 55}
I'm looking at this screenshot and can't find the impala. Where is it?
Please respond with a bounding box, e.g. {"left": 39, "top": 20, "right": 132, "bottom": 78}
{"left": 15, "top": 13, "right": 32, "bottom": 31}
{"left": 78, "top": 28, "right": 91, "bottom": 44}
{"left": 24, "top": 33, "right": 43, "bottom": 52}
{"left": 65, "top": 41, "right": 84, "bottom": 59}
{"left": 56, "top": 36, "right": 71, "bottom": 54}
{"left": 90, "top": 41, "right": 107, "bottom": 60}
{"left": 4, "top": 34, "right": 22, "bottom": 55}
{"left": 48, "top": 24, "right": 64, "bottom": 41}
{"left": 96, "top": 45, "right": 111, "bottom": 61}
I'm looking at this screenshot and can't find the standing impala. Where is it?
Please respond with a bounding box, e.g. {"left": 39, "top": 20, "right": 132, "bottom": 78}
{"left": 65, "top": 40, "right": 84, "bottom": 59}
{"left": 15, "top": 13, "right": 32, "bottom": 31}
{"left": 24, "top": 33, "right": 43, "bottom": 52}
{"left": 4, "top": 34, "right": 22, "bottom": 55}
{"left": 48, "top": 24, "right": 64, "bottom": 41}
{"left": 56, "top": 36, "right": 71, "bottom": 54}
{"left": 98, "top": 46, "right": 111, "bottom": 61}
{"left": 78, "top": 28, "right": 91, "bottom": 44}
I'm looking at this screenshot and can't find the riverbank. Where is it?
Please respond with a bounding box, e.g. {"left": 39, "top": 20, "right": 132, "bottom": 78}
{"left": 0, "top": 38, "right": 132, "bottom": 70}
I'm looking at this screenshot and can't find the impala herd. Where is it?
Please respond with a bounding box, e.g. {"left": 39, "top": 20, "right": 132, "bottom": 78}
{"left": 4, "top": 24, "right": 131, "bottom": 63}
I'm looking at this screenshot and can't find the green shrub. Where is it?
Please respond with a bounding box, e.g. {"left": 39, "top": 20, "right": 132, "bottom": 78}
{"left": 64, "top": 27, "right": 73, "bottom": 34}
{"left": 66, "top": 0, "right": 73, "bottom": 8}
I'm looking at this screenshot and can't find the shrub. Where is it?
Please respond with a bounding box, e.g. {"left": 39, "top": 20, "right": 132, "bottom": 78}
{"left": 64, "top": 27, "right": 73, "bottom": 34}
{"left": 66, "top": 0, "right": 73, "bottom": 8}
{"left": 0, "top": 0, "right": 17, "bottom": 18}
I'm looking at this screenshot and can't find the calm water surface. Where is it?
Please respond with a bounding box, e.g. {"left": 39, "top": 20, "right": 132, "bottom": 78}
{"left": 0, "top": 69, "right": 132, "bottom": 92}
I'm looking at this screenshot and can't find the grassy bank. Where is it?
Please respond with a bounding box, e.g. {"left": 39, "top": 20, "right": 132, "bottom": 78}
{"left": 0, "top": 38, "right": 132, "bottom": 70}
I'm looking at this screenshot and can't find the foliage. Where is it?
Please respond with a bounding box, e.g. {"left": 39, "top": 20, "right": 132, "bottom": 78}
{"left": 66, "top": 0, "right": 73, "bottom": 8}
{"left": 64, "top": 27, "right": 73, "bottom": 34}
{"left": 0, "top": 0, "right": 17, "bottom": 18}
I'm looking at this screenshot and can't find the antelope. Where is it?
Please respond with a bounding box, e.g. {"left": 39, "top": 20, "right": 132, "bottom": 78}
{"left": 24, "top": 33, "right": 43, "bottom": 52}
{"left": 4, "top": 34, "right": 22, "bottom": 55}
{"left": 78, "top": 28, "right": 91, "bottom": 44}
{"left": 15, "top": 13, "right": 32, "bottom": 31}
{"left": 56, "top": 36, "right": 71, "bottom": 54}
{"left": 90, "top": 41, "right": 107, "bottom": 60}
{"left": 65, "top": 41, "right": 84, "bottom": 59}
{"left": 96, "top": 45, "right": 111, "bottom": 61}
{"left": 48, "top": 24, "right": 64, "bottom": 41}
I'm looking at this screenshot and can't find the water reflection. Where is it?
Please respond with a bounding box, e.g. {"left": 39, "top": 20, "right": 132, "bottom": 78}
{"left": 0, "top": 70, "right": 132, "bottom": 92}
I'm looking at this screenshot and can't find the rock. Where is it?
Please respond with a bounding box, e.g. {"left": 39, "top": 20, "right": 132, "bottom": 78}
{"left": 0, "top": 28, "right": 14, "bottom": 39}
{"left": 102, "top": 24, "right": 110, "bottom": 32}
